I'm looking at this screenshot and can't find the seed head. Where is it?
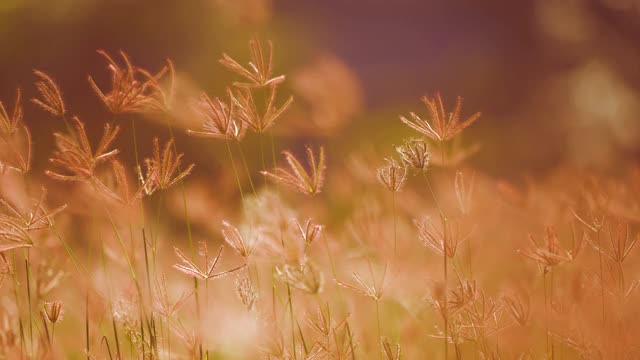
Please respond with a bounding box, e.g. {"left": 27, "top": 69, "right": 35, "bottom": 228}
{"left": 275, "top": 261, "right": 323, "bottom": 294}
{"left": 42, "top": 301, "right": 64, "bottom": 324}
{"left": 336, "top": 264, "right": 386, "bottom": 301}
{"left": 413, "top": 217, "right": 466, "bottom": 258}
{"left": 188, "top": 89, "right": 246, "bottom": 140}
{"left": 219, "top": 36, "right": 286, "bottom": 88}
{"left": 235, "top": 272, "right": 258, "bottom": 311}
{"left": 400, "top": 93, "right": 480, "bottom": 142}
{"left": 518, "top": 226, "right": 576, "bottom": 272}
{"left": 0, "top": 89, "right": 31, "bottom": 174}
{"left": 221, "top": 220, "right": 256, "bottom": 259}
{"left": 46, "top": 117, "right": 120, "bottom": 182}
{"left": 89, "top": 50, "right": 170, "bottom": 114}
{"left": 380, "top": 337, "right": 401, "bottom": 360}
{"left": 154, "top": 274, "right": 191, "bottom": 319}
{"left": 376, "top": 159, "right": 407, "bottom": 192}
{"left": 31, "top": 70, "right": 66, "bottom": 117}
{"left": 141, "top": 138, "right": 194, "bottom": 195}
{"left": 294, "top": 218, "right": 323, "bottom": 249}
{"left": 586, "top": 218, "right": 637, "bottom": 264}
{"left": 0, "top": 89, "right": 23, "bottom": 135}
{"left": 503, "top": 292, "right": 530, "bottom": 327}
{"left": 262, "top": 146, "right": 326, "bottom": 196}
{"left": 173, "top": 244, "right": 246, "bottom": 281}
{"left": 231, "top": 86, "right": 293, "bottom": 133}
{"left": 395, "top": 138, "right": 431, "bottom": 172}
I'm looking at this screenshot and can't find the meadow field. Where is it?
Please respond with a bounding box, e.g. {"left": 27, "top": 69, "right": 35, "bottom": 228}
{"left": 1, "top": 1, "right": 640, "bottom": 359}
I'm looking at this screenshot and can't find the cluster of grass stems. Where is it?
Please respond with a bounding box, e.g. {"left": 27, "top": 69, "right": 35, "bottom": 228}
{"left": 0, "top": 35, "right": 639, "bottom": 360}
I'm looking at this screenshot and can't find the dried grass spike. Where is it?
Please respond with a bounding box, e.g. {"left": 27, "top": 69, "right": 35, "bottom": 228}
{"left": 32, "top": 70, "right": 66, "bottom": 117}
{"left": 219, "top": 37, "right": 286, "bottom": 88}
{"left": 376, "top": 158, "right": 407, "bottom": 192}
{"left": 400, "top": 93, "right": 480, "bottom": 142}
{"left": 262, "top": 145, "right": 326, "bottom": 195}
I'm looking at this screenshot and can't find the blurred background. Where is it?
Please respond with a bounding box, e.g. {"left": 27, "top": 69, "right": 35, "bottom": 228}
{"left": 1, "top": 0, "right": 640, "bottom": 179}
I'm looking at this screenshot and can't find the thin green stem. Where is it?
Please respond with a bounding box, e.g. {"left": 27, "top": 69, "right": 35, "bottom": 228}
{"left": 112, "top": 310, "right": 121, "bottom": 360}
{"left": 595, "top": 230, "right": 605, "bottom": 327}
{"left": 375, "top": 300, "right": 382, "bottom": 359}
{"left": 258, "top": 132, "right": 267, "bottom": 187}
{"left": 51, "top": 323, "right": 55, "bottom": 350}
{"left": 321, "top": 231, "right": 346, "bottom": 311}
{"left": 165, "top": 122, "right": 200, "bottom": 325}
{"left": 86, "top": 290, "right": 90, "bottom": 360}
{"left": 543, "top": 270, "right": 549, "bottom": 357}
{"left": 25, "top": 257, "right": 33, "bottom": 356}
{"left": 236, "top": 139, "right": 257, "bottom": 196}
{"left": 422, "top": 172, "right": 445, "bottom": 219}
{"left": 467, "top": 234, "right": 473, "bottom": 280}
{"left": 270, "top": 133, "right": 279, "bottom": 193}
{"left": 443, "top": 223, "right": 449, "bottom": 360}
{"left": 225, "top": 140, "right": 247, "bottom": 210}
{"left": 550, "top": 269, "right": 555, "bottom": 359}
{"left": 392, "top": 191, "right": 398, "bottom": 257}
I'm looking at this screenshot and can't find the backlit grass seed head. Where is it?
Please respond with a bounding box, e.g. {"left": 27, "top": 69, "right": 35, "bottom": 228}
{"left": 173, "top": 243, "right": 246, "bottom": 281}
{"left": 400, "top": 93, "right": 480, "bottom": 142}
{"left": 0, "top": 125, "right": 31, "bottom": 174}
{"left": 0, "top": 257, "right": 9, "bottom": 286}
{"left": 447, "top": 275, "right": 477, "bottom": 314}
{"left": 42, "top": 301, "right": 64, "bottom": 324}
{"left": 462, "top": 292, "right": 503, "bottom": 332}
{"left": 0, "top": 189, "right": 65, "bottom": 252}
{"left": 235, "top": 271, "right": 258, "bottom": 311}
{"left": 0, "top": 216, "right": 32, "bottom": 253}
{"left": 93, "top": 159, "right": 151, "bottom": 206}
{"left": 0, "top": 189, "right": 65, "bottom": 253}
{"left": 89, "top": 50, "right": 168, "bottom": 114}
{"left": 336, "top": 266, "right": 387, "bottom": 301}
{"left": 262, "top": 145, "right": 326, "bottom": 195}
{"left": 503, "top": 292, "right": 530, "bottom": 327}
{"left": 395, "top": 138, "right": 431, "bottom": 172}
{"left": 220, "top": 36, "right": 286, "bottom": 88}
{"left": 275, "top": 261, "right": 323, "bottom": 294}
{"left": 141, "top": 138, "right": 194, "bottom": 195}
{"left": 31, "top": 70, "right": 66, "bottom": 117}
{"left": 171, "top": 321, "right": 201, "bottom": 360}
{"left": 294, "top": 218, "right": 323, "bottom": 249}
{"left": 518, "top": 226, "right": 578, "bottom": 272}
{"left": 0, "top": 89, "right": 31, "bottom": 174}
{"left": 586, "top": 218, "right": 638, "bottom": 264}
{"left": 154, "top": 274, "right": 191, "bottom": 318}
{"left": 413, "top": 217, "right": 465, "bottom": 258}
{"left": 0, "top": 188, "right": 66, "bottom": 232}
{"left": 231, "top": 86, "right": 293, "bottom": 133}
{"left": 188, "top": 89, "right": 246, "bottom": 140}
{"left": 380, "top": 337, "right": 401, "bottom": 360}
{"left": 221, "top": 220, "right": 256, "bottom": 259}
{"left": 377, "top": 158, "right": 407, "bottom": 192}
{"left": 112, "top": 297, "right": 140, "bottom": 337}
{"left": 306, "top": 305, "right": 344, "bottom": 338}
{"left": 590, "top": 260, "right": 639, "bottom": 301}
{"left": 47, "top": 117, "right": 120, "bottom": 182}
{"left": 140, "top": 58, "right": 176, "bottom": 112}
{"left": 0, "top": 89, "right": 23, "bottom": 135}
